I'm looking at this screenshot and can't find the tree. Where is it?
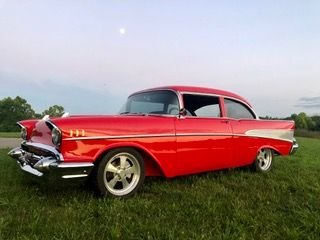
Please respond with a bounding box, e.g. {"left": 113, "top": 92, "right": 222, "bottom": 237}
{"left": 0, "top": 96, "right": 36, "bottom": 131}
{"left": 311, "top": 115, "right": 320, "bottom": 131}
{"left": 42, "top": 105, "right": 65, "bottom": 117}
{"left": 290, "top": 113, "right": 298, "bottom": 121}
{"left": 294, "top": 112, "right": 315, "bottom": 130}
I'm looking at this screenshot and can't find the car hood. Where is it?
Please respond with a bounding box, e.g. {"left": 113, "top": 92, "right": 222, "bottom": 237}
{"left": 50, "top": 114, "right": 176, "bottom": 140}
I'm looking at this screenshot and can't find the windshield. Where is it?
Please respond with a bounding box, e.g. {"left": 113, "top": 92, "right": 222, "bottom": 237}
{"left": 120, "top": 90, "right": 179, "bottom": 115}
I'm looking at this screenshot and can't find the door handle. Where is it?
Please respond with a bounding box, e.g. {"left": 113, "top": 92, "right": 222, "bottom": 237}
{"left": 221, "top": 120, "right": 229, "bottom": 124}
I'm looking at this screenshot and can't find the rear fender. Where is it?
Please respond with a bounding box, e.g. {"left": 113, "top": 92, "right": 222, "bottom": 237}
{"left": 257, "top": 145, "right": 280, "bottom": 156}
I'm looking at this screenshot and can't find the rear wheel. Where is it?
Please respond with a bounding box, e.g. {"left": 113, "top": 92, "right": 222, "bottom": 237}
{"left": 93, "top": 148, "right": 145, "bottom": 197}
{"left": 254, "top": 148, "right": 274, "bottom": 172}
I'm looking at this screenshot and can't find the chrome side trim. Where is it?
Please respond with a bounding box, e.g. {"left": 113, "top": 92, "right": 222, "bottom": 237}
{"left": 53, "top": 162, "right": 94, "bottom": 168}
{"left": 65, "top": 133, "right": 230, "bottom": 141}
{"left": 178, "top": 132, "right": 294, "bottom": 143}
{"left": 64, "top": 131, "right": 294, "bottom": 143}
{"left": 176, "top": 133, "right": 232, "bottom": 137}
{"left": 64, "top": 133, "right": 176, "bottom": 141}
{"left": 244, "top": 129, "right": 294, "bottom": 142}
{"left": 62, "top": 174, "right": 89, "bottom": 179}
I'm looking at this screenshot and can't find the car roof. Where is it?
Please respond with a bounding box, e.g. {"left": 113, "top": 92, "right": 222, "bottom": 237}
{"left": 132, "top": 85, "right": 252, "bottom": 107}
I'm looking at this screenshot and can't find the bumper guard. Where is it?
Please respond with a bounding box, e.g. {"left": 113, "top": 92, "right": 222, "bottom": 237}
{"left": 290, "top": 138, "right": 299, "bottom": 155}
{"left": 8, "top": 147, "right": 94, "bottom": 179}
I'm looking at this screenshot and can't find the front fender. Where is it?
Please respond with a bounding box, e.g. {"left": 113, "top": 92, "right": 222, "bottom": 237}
{"left": 94, "top": 141, "right": 167, "bottom": 177}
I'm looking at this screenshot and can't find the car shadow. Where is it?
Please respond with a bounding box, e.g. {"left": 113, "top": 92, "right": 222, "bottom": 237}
{"left": 18, "top": 165, "right": 255, "bottom": 198}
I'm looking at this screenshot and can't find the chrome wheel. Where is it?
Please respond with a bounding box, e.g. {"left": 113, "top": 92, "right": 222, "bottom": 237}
{"left": 104, "top": 152, "right": 141, "bottom": 196}
{"left": 94, "top": 148, "right": 145, "bottom": 197}
{"left": 255, "top": 148, "right": 273, "bottom": 172}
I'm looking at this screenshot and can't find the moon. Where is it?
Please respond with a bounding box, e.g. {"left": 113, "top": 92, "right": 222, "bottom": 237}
{"left": 119, "top": 28, "right": 126, "bottom": 35}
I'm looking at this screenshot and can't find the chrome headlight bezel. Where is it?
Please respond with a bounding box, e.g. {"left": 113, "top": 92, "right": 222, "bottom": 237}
{"left": 51, "top": 127, "right": 62, "bottom": 146}
{"left": 20, "top": 126, "right": 27, "bottom": 140}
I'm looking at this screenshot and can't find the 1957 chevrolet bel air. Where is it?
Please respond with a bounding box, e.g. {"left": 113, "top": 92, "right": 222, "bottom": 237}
{"left": 9, "top": 86, "right": 298, "bottom": 197}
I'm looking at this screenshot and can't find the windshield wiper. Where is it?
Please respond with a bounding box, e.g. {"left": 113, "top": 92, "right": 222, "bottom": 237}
{"left": 119, "top": 112, "right": 147, "bottom": 116}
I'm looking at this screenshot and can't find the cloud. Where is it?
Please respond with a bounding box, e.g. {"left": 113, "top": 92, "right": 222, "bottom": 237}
{"left": 295, "top": 96, "right": 320, "bottom": 108}
{"left": 299, "top": 97, "right": 320, "bottom": 102}
{"left": 0, "top": 74, "right": 124, "bottom": 114}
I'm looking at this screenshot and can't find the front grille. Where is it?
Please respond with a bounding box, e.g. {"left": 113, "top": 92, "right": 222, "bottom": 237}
{"left": 24, "top": 152, "right": 42, "bottom": 166}
{"left": 21, "top": 143, "right": 55, "bottom": 158}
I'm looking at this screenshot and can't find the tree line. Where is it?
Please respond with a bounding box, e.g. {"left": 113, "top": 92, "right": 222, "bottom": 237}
{"left": 260, "top": 113, "right": 320, "bottom": 131}
{"left": 0, "top": 96, "right": 64, "bottom": 132}
{"left": 0, "top": 96, "right": 319, "bottom": 132}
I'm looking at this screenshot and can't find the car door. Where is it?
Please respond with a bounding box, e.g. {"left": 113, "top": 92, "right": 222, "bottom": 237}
{"left": 174, "top": 93, "right": 233, "bottom": 176}
{"left": 223, "top": 98, "right": 259, "bottom": 166}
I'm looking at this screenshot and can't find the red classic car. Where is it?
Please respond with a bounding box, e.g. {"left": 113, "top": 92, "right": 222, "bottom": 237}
{"left": 9, "top": 86, "right": 298, "bottom": 197}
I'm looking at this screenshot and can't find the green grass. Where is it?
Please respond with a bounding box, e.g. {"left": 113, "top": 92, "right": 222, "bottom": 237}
{"left": 0, "top": 137, "right": 319, "bottom": 239}
{"left": 0, "top": 132, "right": 19, "bottom": 138}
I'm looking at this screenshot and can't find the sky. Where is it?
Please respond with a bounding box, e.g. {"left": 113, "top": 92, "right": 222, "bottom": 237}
{"left": 0, "top": 0, "right": 319, "bottom": 117}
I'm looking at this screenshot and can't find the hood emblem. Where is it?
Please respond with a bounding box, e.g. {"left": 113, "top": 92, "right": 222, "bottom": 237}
{"left": 70, "top": 129, "right": 86, "bottom": 137}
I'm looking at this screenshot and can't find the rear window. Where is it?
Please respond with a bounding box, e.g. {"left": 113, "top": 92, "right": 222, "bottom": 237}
{"left": 224, "top": 99, "right": 255, "bottom": 119}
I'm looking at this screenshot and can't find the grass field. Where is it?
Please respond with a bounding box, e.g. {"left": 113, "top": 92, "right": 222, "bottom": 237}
{"left": 0, "top": 132, "right": 19, "bottom": 138}
{"left": 0, "top": 137, "right": 319, "bottom": 239}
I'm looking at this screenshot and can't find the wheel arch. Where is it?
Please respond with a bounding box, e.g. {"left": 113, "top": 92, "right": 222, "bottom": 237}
{"left": 93, "top": 142, "right": 166, "bottom": 177}
{"left": 247, "top": 145, "right": 279, "bottom": 166}
{"left": 256, "top": 145, "right": 281, "bottom": 156}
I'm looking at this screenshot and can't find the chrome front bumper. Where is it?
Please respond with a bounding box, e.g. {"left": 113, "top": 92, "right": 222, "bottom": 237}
{"left": 8, "top": 147, "right": 94, "bottom": 179}
{"left": 290, "top": 138, "right": 299, "bottom": 155}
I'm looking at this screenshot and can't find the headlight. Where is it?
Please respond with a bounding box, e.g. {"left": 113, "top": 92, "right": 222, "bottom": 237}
{"left": 20, "top": 127, "right": 27, "bottom": 140}
{"left": 52, "top": 127, "right": 62, "bottom": 146}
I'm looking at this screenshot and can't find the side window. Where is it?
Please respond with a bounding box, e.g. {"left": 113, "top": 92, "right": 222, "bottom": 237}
{"left": 224, "top": 99, "right": 255, "bottom": 119}
{"left": 183, "top": 94, "right": 221, "bottom": 117}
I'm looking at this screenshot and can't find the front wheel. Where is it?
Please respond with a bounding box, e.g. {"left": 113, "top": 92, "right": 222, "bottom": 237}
{"left": 94, "top": 148, "right": 145, "bottom": 197}
{"left": 253, "top": 148, "right": 274, "bottom": 172}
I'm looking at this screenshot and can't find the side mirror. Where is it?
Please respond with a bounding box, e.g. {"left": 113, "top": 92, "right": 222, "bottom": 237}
{"left": 179, "top": 108, "right": 187, "bottom": 117}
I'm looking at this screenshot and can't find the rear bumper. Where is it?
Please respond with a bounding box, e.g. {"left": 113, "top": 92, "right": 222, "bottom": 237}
{"left": 8, "top": 147, "right": 94, "bottom": 179}
{"left": 290, "top": 138, "right": 299, "bottom": 155}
